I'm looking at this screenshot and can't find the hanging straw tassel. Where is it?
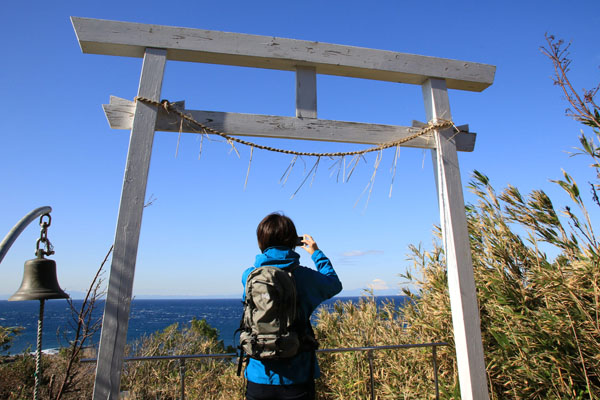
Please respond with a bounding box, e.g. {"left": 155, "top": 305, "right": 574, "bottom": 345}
{"left": 244, "top": 146, "right": 254, "bottom": 191}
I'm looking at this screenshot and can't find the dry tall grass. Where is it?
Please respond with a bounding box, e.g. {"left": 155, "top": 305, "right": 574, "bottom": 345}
{"left": 395, "top": 171, "right": 600, "bottom": 399}
{"left": 318, "top": 168, "right": 599, "bottom": 399}
{"left": 121, "top": 318, "right": 244, "bottom": 399}
{"left": 315, "top": 297, "right": 456, "bottom": 399}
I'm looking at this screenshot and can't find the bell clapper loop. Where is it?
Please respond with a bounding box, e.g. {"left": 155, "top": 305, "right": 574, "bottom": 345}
{"left": 35, "top": 213, "right": 54, "bottom": 258}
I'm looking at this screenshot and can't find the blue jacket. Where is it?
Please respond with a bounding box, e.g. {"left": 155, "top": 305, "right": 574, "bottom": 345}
{"left": 241, "top": 246, "right": 342, "bottom": 385}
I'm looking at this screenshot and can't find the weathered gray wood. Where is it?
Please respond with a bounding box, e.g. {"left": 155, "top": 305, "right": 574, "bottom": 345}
{"left": 296, "top": 66, "right": 317, "bottom": 118}
{"left": 93, "top": 48, "right": 167, "bottom": 400}
{"left": 414, "top": 120, "right": 474, "bottom": 203}
{"left": 71, "top": 17, "right": 495, "bottom": 92}
{"left": 108, "top": 95, "right": 132, "bottom": 106}
{"left": 103, "top": 97, "right": 477, "bottom": 152}
{"left": 102, "top": 96, "right": 135, "bottom": 130}
{"left": 422, "top": 78, "right": 489, "bottom": 400}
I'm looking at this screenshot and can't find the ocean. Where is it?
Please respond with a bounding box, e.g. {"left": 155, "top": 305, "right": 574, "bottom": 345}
{"left": 0, "top": 296, "right": 408, "bottom": 355}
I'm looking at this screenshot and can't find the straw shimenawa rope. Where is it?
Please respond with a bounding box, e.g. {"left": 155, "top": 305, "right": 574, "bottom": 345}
{"left": 134, "top": 96, "right": 457, "bottom": 158}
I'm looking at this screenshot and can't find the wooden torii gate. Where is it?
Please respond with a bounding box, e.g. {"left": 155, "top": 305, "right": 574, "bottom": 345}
{"left": 72, "top": 17, "right": 495, "bottom": 399}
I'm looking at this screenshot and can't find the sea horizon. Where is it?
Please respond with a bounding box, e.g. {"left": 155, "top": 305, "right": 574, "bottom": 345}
{"left": 0, "top": 287, "right": 402, "bottom": 301}
{"left": 0, "top": 295, "right": 408, "bottom": 355}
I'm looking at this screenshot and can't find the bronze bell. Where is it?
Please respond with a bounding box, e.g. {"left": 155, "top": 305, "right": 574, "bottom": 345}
{"left": 9, "top": 255, "right": 69, "bottom": 301}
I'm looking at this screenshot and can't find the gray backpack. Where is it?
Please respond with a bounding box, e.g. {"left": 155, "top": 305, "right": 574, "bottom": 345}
{"left": 239, "top": 265, "right": 301, "bottom": 359}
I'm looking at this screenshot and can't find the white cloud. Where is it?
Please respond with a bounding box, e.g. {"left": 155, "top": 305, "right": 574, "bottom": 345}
{"left": 341, "top": 249, "right": 384, "bottom": 257}
{"left": 367, "top": 278, "right": 390, "bottom": 290}
{"left": 336, "top": 249, "right": 385, "bottom": 266}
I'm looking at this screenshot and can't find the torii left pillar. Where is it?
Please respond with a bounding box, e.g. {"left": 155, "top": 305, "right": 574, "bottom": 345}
{"left": 93, "top": 48, "right": 166, "bottom": 399}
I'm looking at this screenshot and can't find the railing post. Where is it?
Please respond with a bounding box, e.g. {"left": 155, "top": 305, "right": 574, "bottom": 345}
{"left": 432, "top": 345, "right": 439, "bottom": 400}
{"left": 179, "top": 358, "right": 186, "bottom": 400}
{"left": 367, "top": 350, "right": 375, "bottom": 400}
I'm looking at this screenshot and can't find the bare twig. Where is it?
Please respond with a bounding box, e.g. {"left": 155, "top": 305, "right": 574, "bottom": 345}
{"left": 540, "top": 35, "right": 600, "bottom": 129}
{"left": 53, "top": 199, "right": 155, "bottom": 399}
{"left": 54, "top": 245, "right": 110, "bottom": 399}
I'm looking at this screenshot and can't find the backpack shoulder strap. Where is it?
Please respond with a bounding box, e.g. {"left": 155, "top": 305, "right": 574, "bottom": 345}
{"left": 281, "top": 263, "right": 298, "bottom": 273}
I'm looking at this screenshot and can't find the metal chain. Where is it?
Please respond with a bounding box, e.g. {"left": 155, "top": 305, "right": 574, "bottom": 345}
{"left": 36, "top": 213, "right": 54, "bottom": 257}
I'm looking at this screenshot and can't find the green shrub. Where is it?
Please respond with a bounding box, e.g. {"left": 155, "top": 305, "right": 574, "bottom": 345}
{"left": 0, "top": 353, "right": 38, "bottom": 400}
{"left": 0, "top": 326, "right": 23, "bottom": 355}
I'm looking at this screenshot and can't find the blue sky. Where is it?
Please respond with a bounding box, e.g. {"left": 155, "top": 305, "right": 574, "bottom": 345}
{"left": 1, "top": 1, "right": 599, "bottom": 298}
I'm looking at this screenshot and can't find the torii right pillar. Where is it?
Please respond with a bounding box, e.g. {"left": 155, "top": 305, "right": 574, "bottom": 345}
{"left": 423, "top": 78, "right": 489, "bottom": 399}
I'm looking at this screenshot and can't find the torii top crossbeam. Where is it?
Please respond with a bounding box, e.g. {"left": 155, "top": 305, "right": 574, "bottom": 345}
{"left": 71, "top": 16, "right": 495, "bottom": 400}
{"left": 72, "top": 17, "right": 494, "bottom": 91}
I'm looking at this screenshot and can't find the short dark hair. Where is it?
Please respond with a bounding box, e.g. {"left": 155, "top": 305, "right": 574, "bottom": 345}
{"left": 256, "top": 212, "right": 298, "bottom": 252}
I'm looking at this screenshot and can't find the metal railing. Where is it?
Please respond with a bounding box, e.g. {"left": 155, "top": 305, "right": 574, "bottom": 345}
{"left": 82, "top": 341, "right": 449, "bottom": 400}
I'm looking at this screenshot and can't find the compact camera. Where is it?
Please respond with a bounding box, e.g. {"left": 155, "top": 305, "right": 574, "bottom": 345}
{"left": 296, "top": 236, "right": 304, "bottom": 246}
